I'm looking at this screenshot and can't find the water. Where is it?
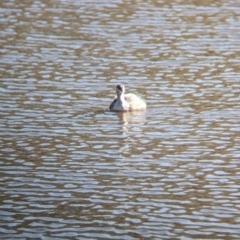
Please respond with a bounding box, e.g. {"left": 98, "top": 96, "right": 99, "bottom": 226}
{"left": 1, "top": 0, "right": 240, "bottom": 239}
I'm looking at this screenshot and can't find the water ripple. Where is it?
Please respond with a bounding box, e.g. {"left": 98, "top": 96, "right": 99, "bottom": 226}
{"left": 1, "top": 0, "right": 240, "bottom": 239}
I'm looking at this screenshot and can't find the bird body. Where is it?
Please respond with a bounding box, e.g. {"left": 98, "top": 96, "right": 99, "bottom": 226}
{"left": 109, "top": 84, "right": 146, "bottom": 112}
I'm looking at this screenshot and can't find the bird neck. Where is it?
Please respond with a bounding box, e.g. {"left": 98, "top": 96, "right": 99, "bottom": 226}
{"left": 117, "top": 92, "right": 125, "bottom": 102}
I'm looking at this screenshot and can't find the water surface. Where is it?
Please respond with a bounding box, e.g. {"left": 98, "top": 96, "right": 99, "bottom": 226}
{"left": 1, "top": 0, "right": 240, "bottom": 239}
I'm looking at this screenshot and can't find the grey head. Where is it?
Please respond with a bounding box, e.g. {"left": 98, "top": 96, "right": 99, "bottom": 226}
{"left": 116, "top": 84, "right": 125, "bottom": 95}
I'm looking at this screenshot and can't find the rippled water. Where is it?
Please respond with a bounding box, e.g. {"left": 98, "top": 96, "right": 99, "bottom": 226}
{"left": 1, "top": 0, "right": 240, "bottom": 239}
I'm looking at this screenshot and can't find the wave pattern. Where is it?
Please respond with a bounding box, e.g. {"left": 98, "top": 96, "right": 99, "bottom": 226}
{"left": 1, "top": 0, "right": 240, "bottom": 239}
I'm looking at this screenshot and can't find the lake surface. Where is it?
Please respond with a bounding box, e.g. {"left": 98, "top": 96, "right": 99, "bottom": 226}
{"left": 1, "top": 0, "right": 240, "bottom": 239}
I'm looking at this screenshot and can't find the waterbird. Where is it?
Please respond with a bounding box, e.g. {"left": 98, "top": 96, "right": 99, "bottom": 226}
{"left": 109, "top": 84, "right": 147, "bottom": 111}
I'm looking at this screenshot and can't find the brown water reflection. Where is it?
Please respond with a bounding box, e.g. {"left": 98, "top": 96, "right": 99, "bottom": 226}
{"left": 1, "top": 0, "right": 240, "bottom": 239}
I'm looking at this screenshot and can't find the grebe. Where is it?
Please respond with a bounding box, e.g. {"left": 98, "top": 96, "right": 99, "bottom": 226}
{"left": 109, "top": 84, "right": 147, "bottom": 111}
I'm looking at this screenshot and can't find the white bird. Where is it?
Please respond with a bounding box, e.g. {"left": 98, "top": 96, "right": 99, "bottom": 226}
{"left": 109, "top": 84, "right": 147, "bottom": 112}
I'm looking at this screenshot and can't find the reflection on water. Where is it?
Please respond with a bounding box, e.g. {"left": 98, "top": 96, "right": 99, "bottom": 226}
{"left": 1, "top": 0, "right": 240, "bottom": 239}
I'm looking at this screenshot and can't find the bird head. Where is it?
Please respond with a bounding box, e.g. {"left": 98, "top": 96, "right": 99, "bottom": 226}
{"left": 116, "top": 84, "right": 125, "bottom": 95}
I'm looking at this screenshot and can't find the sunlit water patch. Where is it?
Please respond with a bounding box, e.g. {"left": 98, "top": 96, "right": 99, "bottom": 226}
{"left": 1, "top": 0, "right": 240, "bottom": 239}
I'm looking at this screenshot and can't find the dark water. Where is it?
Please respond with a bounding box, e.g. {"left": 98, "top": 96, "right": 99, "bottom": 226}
{"left": 1, "top": 0, "right": 240, "bottom": 239}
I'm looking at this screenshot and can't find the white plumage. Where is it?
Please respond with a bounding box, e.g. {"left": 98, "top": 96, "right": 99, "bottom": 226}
{"left": 109, "top": 84, "right": 147, "bottom": 112}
